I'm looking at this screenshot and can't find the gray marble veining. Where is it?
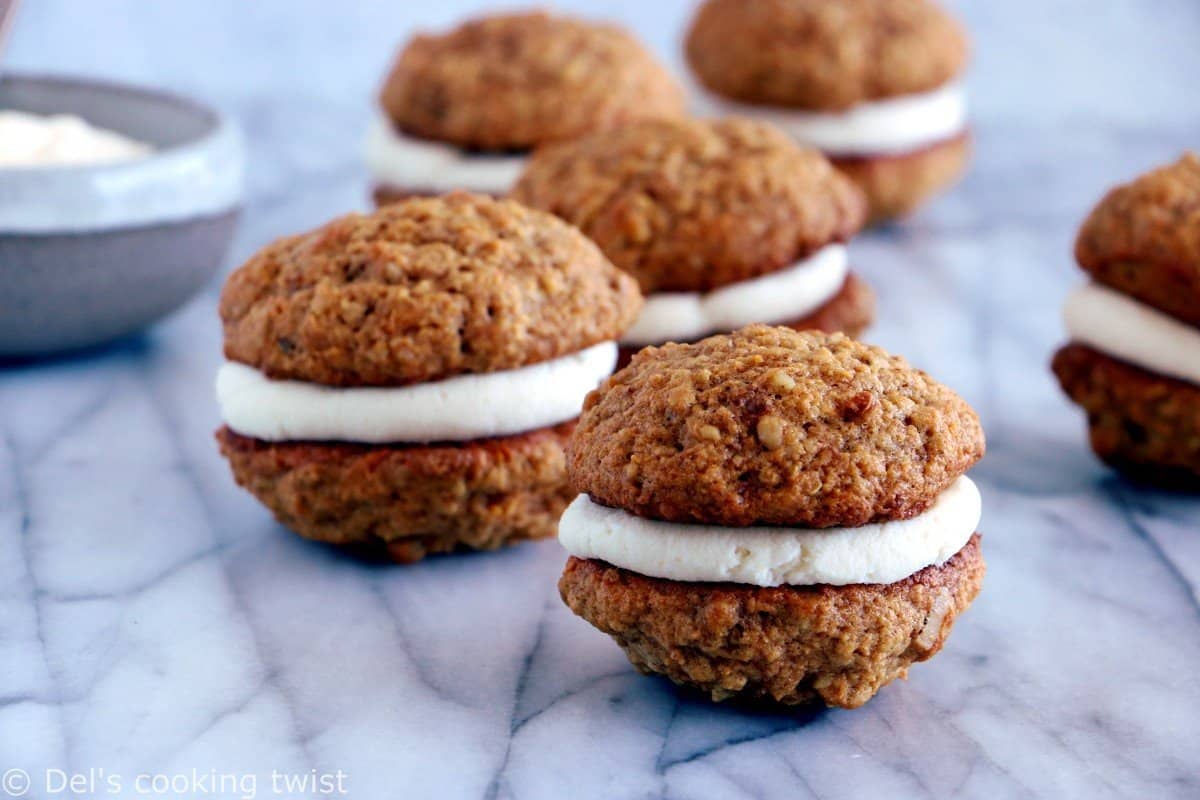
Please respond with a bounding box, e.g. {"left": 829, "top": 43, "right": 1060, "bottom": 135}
{"left": 1, "top": 1, "right": 1199, "bottom": 798}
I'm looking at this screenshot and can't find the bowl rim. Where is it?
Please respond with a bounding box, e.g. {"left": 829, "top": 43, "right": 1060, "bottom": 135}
{"left": 0, "top": 71, "right": 245, "bottom": 234}
{"left": 0, "top": 71, "right": 223, "bottom": 161}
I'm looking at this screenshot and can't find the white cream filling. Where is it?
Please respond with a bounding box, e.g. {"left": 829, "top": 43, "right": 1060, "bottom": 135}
{"left": 216, "top": 342, "right": 617, "bottom": 444}
{"left": 363, "top": 115, "right": 527, "bottom": 195}
{"left": 1064, "top": 282, "right": 1200, "bottom": 386}
{"left": 0, "top": 110, "right": 152, "bottom": 167}
{"left": 620, "top": 243, "right": 847, "bottom": 347}
{"left": 559, "top": 476, "right": 980, "bottom": 587}
{"left": 700, "top": 82, "right": 967, "bottom": 156}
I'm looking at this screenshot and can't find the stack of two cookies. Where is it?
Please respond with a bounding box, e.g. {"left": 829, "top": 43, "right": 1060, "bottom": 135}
{"left": 513, "top": 116, "right": 877, "bottom": 361}
{"left": 216, "top": 194, "right": 641, "bottom": 563}
{"left": 366, "top": 12, "right": 684, "bottom": 202}
{"left": 685, "top": 0, "right": 972, "bottom": 222}
{"left": 559, "top": 326, "right": 986, "bottom": 708}
{"left": 1054, "top": 153, "right": 1200, "bottom": 485}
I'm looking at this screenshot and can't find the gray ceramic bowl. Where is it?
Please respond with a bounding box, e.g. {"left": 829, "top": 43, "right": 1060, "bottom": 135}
{"left": 0, "top": 73, "right": 243, "bottom": 357}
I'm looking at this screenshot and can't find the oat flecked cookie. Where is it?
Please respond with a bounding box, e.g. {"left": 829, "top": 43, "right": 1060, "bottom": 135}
{"left": 218, "top": 423, "right": 575, "bottom": 564}
{"left": 217, "top": 193, "right": 642, "bottom": 562}
{"left": 561, "top": 534, "right": 984, "bottom": 708}
{"left": 1053, "top": 154, "right": 1200, "bottom": 486}
{"left": 685, "top": 0, "right": 967, "bottom": 110}
{"left": 559, "top": 325, "right": 986, "bottom": 708}
{"left": 513, "top": 117, "right": 865, "bottom": 293}
{"left": 1053, "top": 346, "right": 1200, "bottom": 487}
{"left": 684, "top": 0, "right": 971, "bottom": 222}
{"left": 221, "top": 192, "right": 640, "bottom": 387}
{"left": 513, "top": 117, "right": 873, "bottom": 354}
{"left": 1075, "top": 153, "right": 1200, "bottom": 327}
{"left": 380, "top": 12, "right": 685, "bottom": 152}
{"left": 570, "top": 325, "right": 984, "bottom": 527}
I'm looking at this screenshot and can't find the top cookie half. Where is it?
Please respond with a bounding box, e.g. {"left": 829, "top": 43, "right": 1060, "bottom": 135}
{"left": 510, "top": 117, "right": 866, "bottom": 294}
{"left": 685, "top": 0, "right": 969, "bottom": 110}
{"left": 379, "top": 11, "right": 685, "bottom": 151}
{"left": 1075, "top": 153, "right": 1200, "bottom": 326}
{"left": 568, "top": 325, "right": 984, "bottom": 527}
{"left": 220, "top": 193, "right": 642, "bottom": 387}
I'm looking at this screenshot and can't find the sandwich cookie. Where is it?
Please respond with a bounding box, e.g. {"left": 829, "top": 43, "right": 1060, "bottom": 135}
{"left": 512, "top": 117, "right": 873, "bottom": 364}
{"left": 685, "top": 0, "right": 971, "bottom": 222}
{"left": 369, "top": 12, "right": 684, "bottom": 204}
{"left": 217, "top": 193, "right": 642, "bottom": 562}
{"left": 1053, "top": 153, "right": 1200, "bottom": 487}
{"left": 558, "top": 325, "right": 986, "bottom": 708}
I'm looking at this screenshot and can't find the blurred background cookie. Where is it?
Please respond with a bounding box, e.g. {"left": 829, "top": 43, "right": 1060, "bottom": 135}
{"left": 1053, "top": 153, "right": 1200, "bottom": 488}
{"left": 367, "top": 11, "right": 684, "bottom": 204}
{"left": 685, "top": 0, "right": 970, "bottom": 223}
{"left": 512, "top": 117, "right": 873, "bottom": 364}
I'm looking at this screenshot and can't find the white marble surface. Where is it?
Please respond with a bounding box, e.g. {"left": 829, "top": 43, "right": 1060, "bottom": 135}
{"left": 3, "top": 2, "right": 1200, "bottom": 798}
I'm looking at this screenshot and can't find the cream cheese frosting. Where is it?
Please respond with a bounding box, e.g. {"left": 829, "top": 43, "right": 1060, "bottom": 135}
{"left": 217, "top": 341, "right": 617, "bottom": 443}
{"left": 558, "top": 476, "right": 981, "bottom": 587}
{"left": 364, "top": 115, "right": 526, "bottom": 195}
{"left": 0, "top": 110, "right": 151, "bottom": 167}
{"left": 1064, "top": 282, "right": 1200, "bottom": 386}
{"left": 620, "top": 243, "right": 848, "bottom": 347}
{"left": 701, "top": 82, "right": 968, "bottom": 157}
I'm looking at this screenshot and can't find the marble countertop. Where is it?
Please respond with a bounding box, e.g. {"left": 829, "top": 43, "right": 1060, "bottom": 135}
{"left": 2, "top": 2, "right": 1199, "bottom": 798}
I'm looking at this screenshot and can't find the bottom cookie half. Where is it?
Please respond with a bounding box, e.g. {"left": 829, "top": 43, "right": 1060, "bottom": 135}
{"left": 1053, "top": 343, "right": 1200, "bottom": 488}
{"left": 217, "top": 422, "right": 575, "bottom": 563}
{"left": 832, "top": 132, "right": 971, "bottom": 224}
{"left": 559, "top": 533, "right": 984, "bottom": 709}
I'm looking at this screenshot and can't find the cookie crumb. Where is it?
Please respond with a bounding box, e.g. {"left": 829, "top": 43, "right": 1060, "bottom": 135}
{"left": 756, "top": 415, "right": 785, "bottom": 450}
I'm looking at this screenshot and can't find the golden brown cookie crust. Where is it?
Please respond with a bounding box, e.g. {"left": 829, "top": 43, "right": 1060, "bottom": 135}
{"left": 220, "top": 193, "right": 641, "bottom": 387}
{"left": 569, "top": 325, "right": 985, "bottom": 527}
{"left": 832, "top": 132, "right": 971, "bottom": 223}
{"left": 511, "top": 117, "right": 867, "bottom": 293}
{"left": 559, "top": 533, "right": 984, "bottom": 709}
{"left": 1075, "top": 153, "right": 1200, "bottom": 326}
{"left": 615, "top": 271, "right": 875, "bottom": 368}
{"left": 685, "top": 0, "right": 968, "bottom": 110}
{"left": 1052, "top": 344, "right": 1200, "bottom": 488}
{"left": 217, "top": 423, "right": 575, "bottom": 563}
{"left": 379, "top": 12, "right": 684, "bottom": 151}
